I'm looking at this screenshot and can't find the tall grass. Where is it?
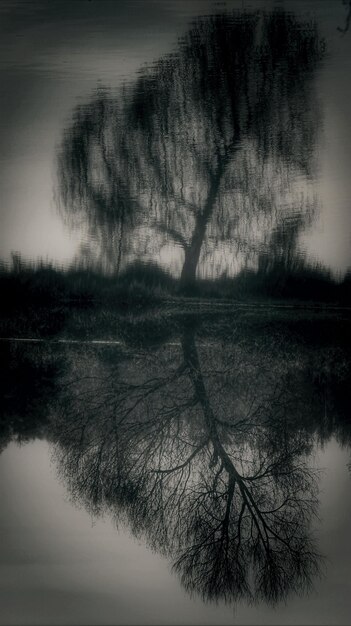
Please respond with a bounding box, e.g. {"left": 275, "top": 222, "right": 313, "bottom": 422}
{"left": 0, "top": 254, "right": 350, "bottom": 313}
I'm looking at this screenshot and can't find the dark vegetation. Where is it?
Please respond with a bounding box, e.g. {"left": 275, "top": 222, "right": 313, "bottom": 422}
{"left": 0, "top": 342, "right": 64, "bottom": 452}
{"left": 1, "top": 254, "right": 350, "bottom": 339}
{"left": 1, "top": 255, "right": 351, "bottom": 307}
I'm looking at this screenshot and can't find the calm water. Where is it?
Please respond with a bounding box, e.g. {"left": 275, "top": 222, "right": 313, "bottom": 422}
{"left": 1, "top": 1, "right": 351, "bottom": 624}
{"left": 1, "top": 312, "right": 351, "bottom": 624}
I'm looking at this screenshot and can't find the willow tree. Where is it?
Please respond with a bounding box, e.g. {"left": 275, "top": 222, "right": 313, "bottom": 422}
{"left": 58, "top": 10, "right": 324, "bottom": 285}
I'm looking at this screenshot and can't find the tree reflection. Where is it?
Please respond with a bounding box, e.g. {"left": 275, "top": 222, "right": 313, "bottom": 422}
{"left": 53, "top": 325, "right": 323, "bottom": 605}
{"left": 58, "top": 10, "right": 324, "bottom": 282}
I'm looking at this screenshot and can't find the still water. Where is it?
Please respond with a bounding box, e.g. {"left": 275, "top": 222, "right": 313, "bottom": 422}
{"left": 0, "top": 438, "right": 350, "bottom": 625}
{"left": 1, "top": 312, "right": 351, "bottom": 624}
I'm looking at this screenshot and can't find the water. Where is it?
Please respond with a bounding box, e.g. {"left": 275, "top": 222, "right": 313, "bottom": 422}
{"left": 1, "top": 2, "right": 351, "bottom": 624}
{"left": 0, "top": 438, "right": 350, "bottom": 626}
{"left": 1, "top": 312, "right": 351, "bottom": 624}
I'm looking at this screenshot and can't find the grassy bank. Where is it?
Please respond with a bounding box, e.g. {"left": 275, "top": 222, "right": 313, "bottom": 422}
{"left": 2, "top": 256, "right": 351, "bottom": 305}
{"left": 1, "top": 256, "right": 350, "bottom": 340}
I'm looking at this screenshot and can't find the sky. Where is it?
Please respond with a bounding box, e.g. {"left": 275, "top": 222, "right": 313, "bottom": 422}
{"left": 0, "top": 0, "right": 350, "bottom": 276}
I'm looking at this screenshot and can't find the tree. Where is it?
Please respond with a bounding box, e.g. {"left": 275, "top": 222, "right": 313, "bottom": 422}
{"left": 58, "top": 9, "right": 324, "bottom": 285}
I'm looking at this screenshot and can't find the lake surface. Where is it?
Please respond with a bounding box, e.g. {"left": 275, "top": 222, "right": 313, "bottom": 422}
{"left": 1, "top": 1, "right": 351, "bottom": 624}
{"left": 1, "top": 311, "right": 351, "bottom": 624}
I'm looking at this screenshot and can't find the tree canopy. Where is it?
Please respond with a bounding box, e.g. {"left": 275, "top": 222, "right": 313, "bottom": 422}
{"left": 58, "top": 9, "right": 325, "bottom": 284}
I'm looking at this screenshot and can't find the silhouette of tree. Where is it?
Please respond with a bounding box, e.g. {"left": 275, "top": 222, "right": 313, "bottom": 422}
{"left": 58, "top": 10, "right": 324, "bottom": 284}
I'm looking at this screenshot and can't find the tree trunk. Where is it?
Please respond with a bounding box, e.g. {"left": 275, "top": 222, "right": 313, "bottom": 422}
{"left": 180, "top": 219, "right": 207, "bottom": 289}
{"left": 179, "top": 184, "right": 220, "bottom": 291}
{"left": 179, "top": 142, "right": 238, "bottom": 291}
{"left": 181, "top": 329, "right": 240, "bottom": 477}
